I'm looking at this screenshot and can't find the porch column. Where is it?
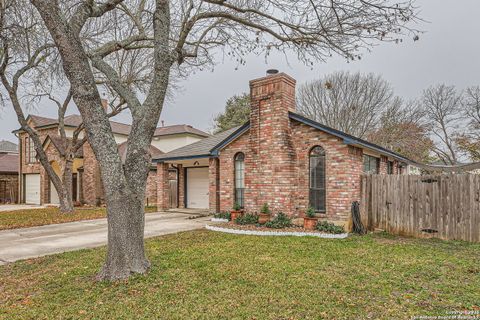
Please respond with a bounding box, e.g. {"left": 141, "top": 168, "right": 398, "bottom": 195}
{"left": 208, "top": 157, "right": 220, "bottom": 214}
{"left": 177, "top": 164, "right": 185, "bottom": 208}
{"left": 156, "top": 162, "right": 170, "bottom": 211}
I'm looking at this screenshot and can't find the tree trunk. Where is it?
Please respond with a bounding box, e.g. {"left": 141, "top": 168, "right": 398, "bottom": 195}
{"left": 31, "top": 0, "right": 170, "bottom": 281}
{"left": 58, "top": 160, "right": 74, "bottom": 213}
{"left": 97, "top": 187, "right": 149, "bottom": 280}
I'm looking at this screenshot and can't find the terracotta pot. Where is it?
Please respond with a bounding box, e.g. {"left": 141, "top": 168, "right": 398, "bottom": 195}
{"left": 258, "top": 213, "right": 271, "bottom": 224}
{"left": 303, "top": 217, "right": 319, "bottom": 230}
{"left": 230, "top": 210, "right": 242, "bottom": 222}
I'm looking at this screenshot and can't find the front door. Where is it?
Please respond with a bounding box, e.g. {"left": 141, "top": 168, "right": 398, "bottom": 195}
{"left": 186, "top": 167, "right": 209, "bottom": 209}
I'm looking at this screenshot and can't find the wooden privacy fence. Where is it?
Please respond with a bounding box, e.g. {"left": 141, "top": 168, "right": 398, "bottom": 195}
{"left": 361, "top": 174, "right": 480, "bottom": 242}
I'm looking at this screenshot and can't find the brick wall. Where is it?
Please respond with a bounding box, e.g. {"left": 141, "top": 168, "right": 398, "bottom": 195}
{"left": 156, "top": 163, "right": 170, "bottom": 210}
{"left": 290, "top": 121, "right": 364, "bottom": 220}
{"left": 82, "top": 142, "right": 102, "bottom": 205}
{"left": 145, "top": 169, "right": 157, "bottom": 206}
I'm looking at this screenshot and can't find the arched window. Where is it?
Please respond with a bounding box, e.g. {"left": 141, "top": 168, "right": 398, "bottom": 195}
{"left": 234, "top": 152, "right": 245, "bottom": 208}
{"left": 309, "top": 146, "right": 326, "bottom": 212}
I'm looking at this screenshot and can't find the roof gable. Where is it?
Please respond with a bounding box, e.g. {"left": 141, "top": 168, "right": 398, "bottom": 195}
{"left": 153, "top": 126, "right": 242, "bottom": 162}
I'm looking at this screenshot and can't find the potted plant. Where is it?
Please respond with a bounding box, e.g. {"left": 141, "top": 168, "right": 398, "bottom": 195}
{"left": 230, "top": 202, "right": 243, "bottom": 221}
{"left": 258, "top": 203, "right": 271, "bottom": 224}
{"left": 303, "top": 206, "right": 318, "bottom": 230}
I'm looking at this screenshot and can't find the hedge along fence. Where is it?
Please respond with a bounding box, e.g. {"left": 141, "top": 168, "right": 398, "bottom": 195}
{"left": 360, "top": 174, "right": 480, "bottom": 242}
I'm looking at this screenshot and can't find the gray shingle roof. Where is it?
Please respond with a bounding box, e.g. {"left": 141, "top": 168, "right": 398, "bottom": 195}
{"left": 0, "top": 140, "right": 18, "bottom": 153}
{"left": 154, "top": 124, "right": 210, "bottom": 137}
{"left": 153, "top": 126, "right": 240, "bottom": 161}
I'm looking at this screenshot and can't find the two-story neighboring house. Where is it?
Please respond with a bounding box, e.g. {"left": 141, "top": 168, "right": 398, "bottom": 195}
{"left": 14, "top": 114, "right": 209, "bottom": 206}
{"left": 0, "top": 140, "right": 19, "bottom": 204}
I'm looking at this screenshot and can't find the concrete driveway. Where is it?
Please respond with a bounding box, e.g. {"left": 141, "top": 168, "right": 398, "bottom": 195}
{"left": 0, "top": 212, "right": 209, "bottom": 265}
{"left": 0, "top": 204, "right": 45, "bottom": 212}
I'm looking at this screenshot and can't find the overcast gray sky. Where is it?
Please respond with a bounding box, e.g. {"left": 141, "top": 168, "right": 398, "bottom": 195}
{"left": 1, "top": 0, "right": 479, "bottom": 143}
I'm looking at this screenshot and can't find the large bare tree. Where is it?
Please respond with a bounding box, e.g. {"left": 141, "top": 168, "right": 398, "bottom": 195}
{"left": 422, "top": 84, "right": 463, "bottom": 165}
{"left": 2, "top": 0, "right": 420, "bottom": 280}
{"left": 297, "top": 71, "right": 395, "bottom": 138}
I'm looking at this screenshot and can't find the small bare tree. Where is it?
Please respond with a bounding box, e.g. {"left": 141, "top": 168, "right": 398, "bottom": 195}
{"left": 3, "top": 0, "right": 421, "bottom": 280}
{"left": 0, "top": 2, "right": 126, "bottom": 213}
{"left": 0, "top": 2, "right": 82, "bottom": 212}
{"left": 297, "top": 71, "right": 394, "bottom": 138}
{"left": 367, "top": 99, "right": 433, "bottom": 162}
{"left": 422, "top": 84, "right": 463, "bottom": 165}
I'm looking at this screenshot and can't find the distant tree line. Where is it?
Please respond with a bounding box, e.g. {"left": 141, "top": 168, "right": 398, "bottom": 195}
{"left": 213, "top": 71, "right": 480, "bottom": 165}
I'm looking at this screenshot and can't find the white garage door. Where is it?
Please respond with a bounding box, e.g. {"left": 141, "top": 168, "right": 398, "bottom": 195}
{"left": 186, "top": 167, "right": 209, "bottom": 209}
{"left": 25, "top": 174, "right": 40, "bottom": 205}
{"left": 50, "top": 181, "right": 59, "bottom": 204}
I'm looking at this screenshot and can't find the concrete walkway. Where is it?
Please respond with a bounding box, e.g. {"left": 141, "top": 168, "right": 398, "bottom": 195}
{"left": 0, "top": 212, "right": 209, "bottom": 265}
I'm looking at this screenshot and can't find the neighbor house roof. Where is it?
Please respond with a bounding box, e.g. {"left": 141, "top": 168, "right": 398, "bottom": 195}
{"left": 117, "top": 141, "right": 164, "bottom": 163}
{"left": 154, "top": 125, "right": 210, "bottom": 137}
{"left": 153, "top": 126, "right": 244, "bottom": 162}
{"left": 14, "top": 114, "right": 209, "bottom": 138}
{"left": 0, "top": 154, "right": 19, "bottom": 173}
{"left": 0, "top": 140, "right": 18, "bottom": 154}
{"left": 154, "top": 113, "right": 413, "bottom": 164}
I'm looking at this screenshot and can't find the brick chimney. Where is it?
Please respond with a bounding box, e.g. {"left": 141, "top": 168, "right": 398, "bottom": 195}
{"left": 246, "top": 72, "right": 297, "bottom": 214}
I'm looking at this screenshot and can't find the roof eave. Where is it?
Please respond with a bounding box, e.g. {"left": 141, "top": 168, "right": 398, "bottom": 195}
{"left": 210, "top": 122, "right": 250, "bottom": 156}
{"left": 289, "top": 112, "right": 412, "bottom": 164}
{"left": 152, "top": 154, "right": 212, "bottom": 163}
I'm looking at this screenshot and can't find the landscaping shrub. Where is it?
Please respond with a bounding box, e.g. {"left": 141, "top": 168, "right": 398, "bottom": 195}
{"left": 265, "top": 213, "right": 292, "bottom": 229}
{"left": 235, "top": 214, "right": 259, "bottom": 225}
{"left": 260, "top": 203, "right": 271, "bottom": 214}
{"left": 233, "top": 202, "right": 242, "bottom": 211}
{"left": 316, "top": 221, "right": 345, "bottom": 234}
{"left": 214, "top": 212, "right": 231, "bottom": 220}
{"left": 305, "top": 206, "right": 316, "bottom": 218}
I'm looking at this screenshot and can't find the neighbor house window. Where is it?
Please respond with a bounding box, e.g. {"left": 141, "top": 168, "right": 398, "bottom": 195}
{"left": 25, "top": 137, "right": 37, "bottom": 164}
{"left": 309, "top": 146, "right": 326, "bottom": 212}
{"left": 234, "top": 152, "right": 245, "bottom": 208}
{"left": 363, "top": 155, "right": 379, "bottom": 174}
{"left": 387, "top": 161, "right": 394, "bottom": 174}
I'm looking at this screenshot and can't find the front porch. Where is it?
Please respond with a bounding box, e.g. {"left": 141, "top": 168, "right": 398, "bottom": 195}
{"left": 156, "top": 157, "right": 219, "bottom": 213}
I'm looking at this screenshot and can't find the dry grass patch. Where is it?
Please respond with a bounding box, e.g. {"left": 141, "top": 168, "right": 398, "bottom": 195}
{"left": 0, "top": 206, "right": 158, "bottom": 230}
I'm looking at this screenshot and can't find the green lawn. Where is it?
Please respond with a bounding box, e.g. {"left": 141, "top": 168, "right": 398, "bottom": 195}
{"left": 0, "top": 206, "right": 158, "bottom": 230}
{"left": 1, "top": 230, "right": 479, "bottom": 320}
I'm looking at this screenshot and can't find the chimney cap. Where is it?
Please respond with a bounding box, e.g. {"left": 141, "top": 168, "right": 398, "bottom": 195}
{"left": 266, "top": 69, "right": 279, "bottom": 75}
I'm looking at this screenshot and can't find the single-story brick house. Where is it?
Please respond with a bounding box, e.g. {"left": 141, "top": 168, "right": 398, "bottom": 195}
{"left": 154, "top": 72, "right": 411, "bottom": 222}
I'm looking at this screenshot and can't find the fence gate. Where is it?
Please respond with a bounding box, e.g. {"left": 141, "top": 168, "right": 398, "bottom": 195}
{"left": 361, "top": 174, "right": 480, "bottom": 242}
